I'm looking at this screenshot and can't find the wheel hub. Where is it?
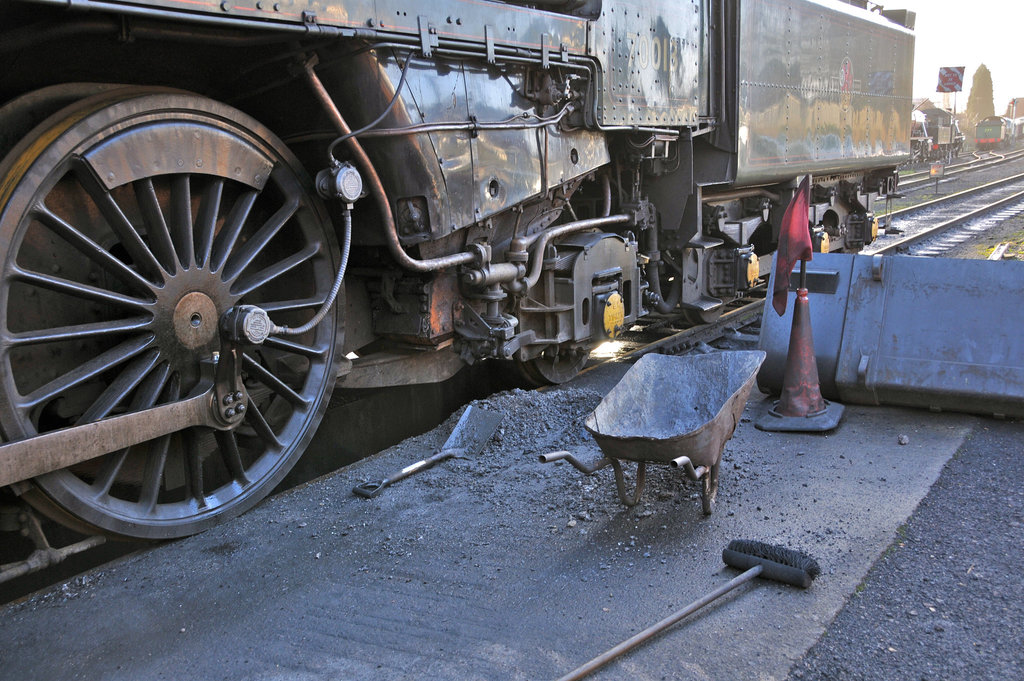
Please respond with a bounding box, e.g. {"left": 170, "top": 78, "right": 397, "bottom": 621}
{"left": 172, "top": 291, "right": 219, "bottom": 349}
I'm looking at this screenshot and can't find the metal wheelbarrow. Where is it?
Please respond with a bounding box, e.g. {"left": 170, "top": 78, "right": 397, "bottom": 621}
{"left": 542, "top": 350, "right": 765, "bottom": 514}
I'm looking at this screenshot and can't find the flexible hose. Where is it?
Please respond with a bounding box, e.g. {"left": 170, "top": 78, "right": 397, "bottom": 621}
{"left": 326, "top": 54, "right": 415, "bottom": 166}
{"left": 645, "top": 261, "right": 682, "bottom": 314}
{"left": 302, "top": 58, "right": 476, "bottom": 273}
{"left": 272, "top": 208, "right": 351, "bottom": 336}
{"left": 643, "top": 228, "right": 681, "bottom": 313}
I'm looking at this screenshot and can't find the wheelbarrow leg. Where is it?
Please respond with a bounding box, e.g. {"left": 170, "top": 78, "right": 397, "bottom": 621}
{"left": 609, "top": 459, "right": 647, "bottom": 507}
{"left": 539, "top": 452, "right": 648, "bottom": 507}
{"left": 701, "top": 462, "right": 720, "bottom": 516}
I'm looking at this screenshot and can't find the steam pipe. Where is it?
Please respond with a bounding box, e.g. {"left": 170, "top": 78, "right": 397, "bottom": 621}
{"left": 302, "top": 59, "right": 477, "bottom": 273}
{"left": 511, "top": 214, "right": 631, "bottom": 290}
{"left": 601, "top": 172, "right": 612, "bottom": 217}
{"left": 703, "top": 187, "right": 780, "bottom": 203}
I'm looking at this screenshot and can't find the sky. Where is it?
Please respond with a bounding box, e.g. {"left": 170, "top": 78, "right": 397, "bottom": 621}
{"left": 895, "top": 0, "right": 1024, "bottom": 114}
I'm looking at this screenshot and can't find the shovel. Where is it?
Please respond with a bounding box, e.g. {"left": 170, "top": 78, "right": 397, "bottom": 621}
{"left": 352, "top": 405, "right": 503, "bottom": 498}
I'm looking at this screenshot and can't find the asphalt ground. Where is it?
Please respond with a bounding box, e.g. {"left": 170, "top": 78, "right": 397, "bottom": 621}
{"left": 2, "top": 348, "right": 1013, "bottom": 681}
{"left": 787, "top": 419, "right": 1024, "bottom": 681}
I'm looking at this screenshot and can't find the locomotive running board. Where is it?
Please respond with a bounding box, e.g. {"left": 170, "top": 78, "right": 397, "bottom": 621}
{"left": 0, "top": 388, "right": 221, "bottom": 488}
{"left": 758, "top": 252, "right": 1024, "bottom": 418}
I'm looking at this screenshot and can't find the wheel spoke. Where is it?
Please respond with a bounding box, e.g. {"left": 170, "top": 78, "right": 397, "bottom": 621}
{"left": 137, "top": 370, "right": 180, "bottom": 512}
{"left": 195, "top": 178, "right": 224, "bottom": 269}
{"left": 5, "top": 316, "right": 153, "bottom": 347}
{"left": 230, "top": 241, "right": 319, "bottom": 297}
{"left": 76, "top": 348, "right": 162, "bottom": 425}
{"left": 215, "top": 430, "right": 249, "bottom": 485}
{"left": 222, "top": 197, "right": 299, "bottom": 281}
{"left": 170, "top": 175, "right": 195, "bottom": 270}
{"left": 182, "top": 429, "right": 207, "bottom": 507}
{"left": 21, "top": 334, "right": 155, "bottom": 409}
{"left": 244, "top": 401, "right": 282, "bottom": 449}
{"left": 72, "top": 161, "right": 165, "bottom": 284}
{"left": 263, "top": 336, "right": 327, "bottom": 359}
{"left": 138, "top": 433, "right": 170, "bottom": 513}
{"left": 242, "top": 352, "right": 310, "bottom": 409}
{"left": 10, "top": 265, "right": 154, "bottom": 310}
{"left": 135, "top": 178, "right": 179, "bottom": 274}
{"left": 210, "top": 189, "right": 258, "bottom": 272}
{"left": 88, "top": 362, "right": 170, "bottom": 498}
{"left": 89, "top": 449, "right": 131, "bottom": 499}
{"left": 32, "top": 203, "right": 156, "bottom": 297}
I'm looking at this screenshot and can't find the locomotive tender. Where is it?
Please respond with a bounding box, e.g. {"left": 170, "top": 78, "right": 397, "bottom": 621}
{"left": 0, "top": 0, "right": 914, "bottom": 538}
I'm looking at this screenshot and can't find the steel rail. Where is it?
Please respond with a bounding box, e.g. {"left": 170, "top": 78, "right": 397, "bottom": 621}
{"left": 897, "top": 151, "right": 989, "bottom": 182}
{"left": 561, "top": 296, "right": 765, "bottom": 389}
{"left": 880, "top": 171, "right": 1024, "bottom": 227}
{"left": 871, "top": 188, "right": 1024, "bottom": 256}
{"left": 898, "top": 149, "right": 1024, "bottom": 190}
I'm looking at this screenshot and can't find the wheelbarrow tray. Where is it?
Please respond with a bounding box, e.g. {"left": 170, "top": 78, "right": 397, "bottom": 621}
{"left": 584, "top": 351, "right": 766, "bottom": 468}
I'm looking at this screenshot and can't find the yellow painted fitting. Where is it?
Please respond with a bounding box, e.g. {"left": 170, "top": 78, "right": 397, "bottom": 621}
{"left": 602, "top": 292, "right": 625, "bottom": 338}
{"left": 871, "top": 217, "right": 879, "bottom": 240}
{"left": 820, "top": 232, "right": 831, "bottom": 253}
{"left": 746, "top": 253, "right": 760, "bottom": 288}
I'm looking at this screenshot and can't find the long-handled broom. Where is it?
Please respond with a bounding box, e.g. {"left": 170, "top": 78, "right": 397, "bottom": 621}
{"left": 556, "top": 540, "right": 821, "bottom": 681}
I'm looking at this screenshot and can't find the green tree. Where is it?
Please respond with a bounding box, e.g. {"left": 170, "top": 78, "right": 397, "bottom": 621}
{"left": 966, "top": 64, "right": 995, "bottom": 121}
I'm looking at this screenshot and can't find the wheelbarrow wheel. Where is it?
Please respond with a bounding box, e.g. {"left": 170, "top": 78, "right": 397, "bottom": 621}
{"left": 701, "top": 462, "right": 720, "bottom": 515}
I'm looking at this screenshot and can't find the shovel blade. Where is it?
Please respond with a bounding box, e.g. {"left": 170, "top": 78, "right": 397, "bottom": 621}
{"left": 442, "top": 404, "right": 504, "bottom": 454}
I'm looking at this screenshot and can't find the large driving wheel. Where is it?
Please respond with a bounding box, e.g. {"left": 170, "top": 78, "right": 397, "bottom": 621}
{"left": 518, "top": 348, "right": 590, "bottom": 385}
{"left": 0, "top": 89, "right": 341, "bottom": 539}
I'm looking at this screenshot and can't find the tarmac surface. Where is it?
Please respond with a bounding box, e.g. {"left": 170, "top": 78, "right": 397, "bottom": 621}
{"left": 3, "top": 349, "right": 1019, "bottom": 680}
{"left": 788, "top": 418, "right": 1024, "bottom": 681}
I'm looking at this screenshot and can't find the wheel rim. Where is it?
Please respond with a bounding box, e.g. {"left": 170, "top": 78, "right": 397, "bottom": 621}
{"left": 515, "top": 349, "right": 589, "bottom": 386}
{"left": 0, "top": 90, "right": 340, "bottom": 538}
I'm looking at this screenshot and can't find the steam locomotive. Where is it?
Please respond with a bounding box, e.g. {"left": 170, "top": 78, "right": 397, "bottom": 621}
{"left": 0, "top": 0, "right": 914, "bottom": 538}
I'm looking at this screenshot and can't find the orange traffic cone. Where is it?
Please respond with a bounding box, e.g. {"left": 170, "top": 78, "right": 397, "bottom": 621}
{"left": 756, "top": 278, "right": 844, "bottom": 432}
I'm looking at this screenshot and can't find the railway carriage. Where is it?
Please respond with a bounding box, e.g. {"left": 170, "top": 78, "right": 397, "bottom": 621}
{"left": 0, "top": 0, "right": 914, "bottom": 538}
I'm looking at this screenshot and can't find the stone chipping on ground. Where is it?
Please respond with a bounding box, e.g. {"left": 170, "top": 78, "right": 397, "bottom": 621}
{"left": 787, "top": 420, "right": 1024, "bottom": 681}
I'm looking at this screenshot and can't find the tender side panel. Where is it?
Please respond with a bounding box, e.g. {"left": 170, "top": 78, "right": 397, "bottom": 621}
{"left": 591, "top": 0, "right": 709, "bottom": 126}
{"left": 69, "top": 0, "right": 589, "bottom": 54}
{"left": 736, "top": 0, "right": 913, "bottom": 184}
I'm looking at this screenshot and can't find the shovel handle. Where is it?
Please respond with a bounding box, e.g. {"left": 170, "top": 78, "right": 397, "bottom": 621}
{"left": 351, "top": 447, "right": 467, "bottom": 499}
{"left": 352, "top": 479, "right": 388, "bottom": 498}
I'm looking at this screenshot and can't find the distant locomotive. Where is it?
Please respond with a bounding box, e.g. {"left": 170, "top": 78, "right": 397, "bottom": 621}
{"left": 910, "top": 110, "right": 933, "bottom": 162}
{"left": 975, "top": 115, "right": 1013, "bottom": 150}
{"left": 0, "top": 0, "right": 914, "bottom": 538}
{"left": 917, "top": 107, "right": 964, "bottom": 160}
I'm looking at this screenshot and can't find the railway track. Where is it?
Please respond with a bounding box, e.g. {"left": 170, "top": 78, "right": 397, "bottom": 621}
{"left": 898, "top": 149, "right": 1024, "bottom": 190}
{"left": 872, "top": 171, "right": 1024, "bottom": 256}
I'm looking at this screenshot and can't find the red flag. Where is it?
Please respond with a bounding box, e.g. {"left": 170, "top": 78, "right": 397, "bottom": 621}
{"left": 772, "top": 176, "right": 813, "bottom": 316}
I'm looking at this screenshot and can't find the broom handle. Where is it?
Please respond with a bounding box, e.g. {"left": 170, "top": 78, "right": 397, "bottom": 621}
{"left": 555, "top": 565, "right": 763, "bottom": 681}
